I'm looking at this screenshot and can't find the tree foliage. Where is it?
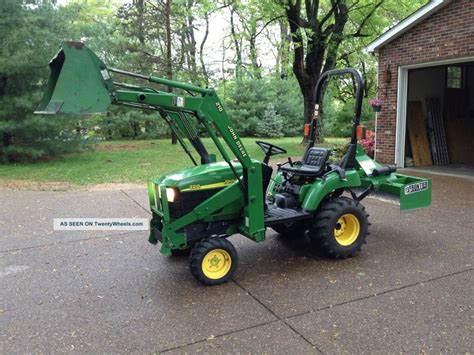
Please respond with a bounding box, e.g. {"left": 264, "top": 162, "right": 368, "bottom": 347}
{"left": 0, "top": 0, "right": 91, "bottom": 162}
{"left": 0, "top": 0, "right": 427, "bottom": 162}
{"left": 281, "top": 0, "right": 427, "bottom": 142}
{"left": 225, "top": 77, "right": 304, "bottom": 137}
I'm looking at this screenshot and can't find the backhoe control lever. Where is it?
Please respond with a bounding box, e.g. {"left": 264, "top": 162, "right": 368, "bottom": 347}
{"left": 371, "top": 165, "right": 397, "bottom": 177}
{"left": 288, "top": 157, "right": 293, "bottom": 167}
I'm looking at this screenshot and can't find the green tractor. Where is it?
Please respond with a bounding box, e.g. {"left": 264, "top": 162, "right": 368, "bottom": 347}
{"left": 37, "top": 42, "right": 432, "bottom": 285}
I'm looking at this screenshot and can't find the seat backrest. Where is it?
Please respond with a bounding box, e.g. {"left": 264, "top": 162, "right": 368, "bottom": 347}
{"left": 302, "top": 147, "right": 330, "bottom": 170}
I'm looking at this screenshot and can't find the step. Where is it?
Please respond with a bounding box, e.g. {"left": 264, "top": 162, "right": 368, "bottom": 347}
{"left": 264, "top": 205, "right": 312, "bottom": 226}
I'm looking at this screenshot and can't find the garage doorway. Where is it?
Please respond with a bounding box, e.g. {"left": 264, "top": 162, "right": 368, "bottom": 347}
{"left": 395, "top": 58, "right": 474, "bottom": 177}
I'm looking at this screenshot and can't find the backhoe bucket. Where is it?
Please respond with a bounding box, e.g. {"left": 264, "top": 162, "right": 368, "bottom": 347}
{"left": 35, "top": 41, "right": 114, "bottom": 114}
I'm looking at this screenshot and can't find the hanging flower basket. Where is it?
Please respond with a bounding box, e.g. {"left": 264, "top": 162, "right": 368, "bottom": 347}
{"left": 369, "top": 98, "right": 383, "bottom": 112}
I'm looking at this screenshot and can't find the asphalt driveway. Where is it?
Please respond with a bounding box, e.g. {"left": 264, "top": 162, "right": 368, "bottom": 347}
{"left": 0, "top": 172, "right": 472, "bottom": 353}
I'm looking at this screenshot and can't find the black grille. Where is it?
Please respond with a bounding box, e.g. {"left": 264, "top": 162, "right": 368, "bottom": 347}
{"left": 168, "top": 188, "right": 221, "bottom": 219}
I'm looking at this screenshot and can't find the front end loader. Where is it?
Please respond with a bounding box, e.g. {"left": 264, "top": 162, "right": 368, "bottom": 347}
{"left": 36, "top": 42, "right": 432, "bottom": 285}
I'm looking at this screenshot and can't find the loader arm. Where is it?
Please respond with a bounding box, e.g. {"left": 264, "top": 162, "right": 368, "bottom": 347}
{"left": 113, "top": 87, "right": 265, "bottom": 238}
{"left": 36, "top": 41, "right": 265, "bottom": 240}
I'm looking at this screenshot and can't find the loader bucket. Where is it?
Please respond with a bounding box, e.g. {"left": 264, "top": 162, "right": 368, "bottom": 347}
{"left": 35, "top": 41, "right": 115, "bottom": 114}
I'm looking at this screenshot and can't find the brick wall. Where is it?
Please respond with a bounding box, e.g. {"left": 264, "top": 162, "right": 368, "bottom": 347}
{"left": 375, "top": 0, "right": 474, "bottom": 163}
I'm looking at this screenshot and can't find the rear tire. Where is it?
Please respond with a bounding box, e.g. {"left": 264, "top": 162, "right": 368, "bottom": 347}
{"left": 309, "top": 197, "right": 368, "bottom": 258}
{"left": 190, "top": 238, "right": 238, "bottom": 286}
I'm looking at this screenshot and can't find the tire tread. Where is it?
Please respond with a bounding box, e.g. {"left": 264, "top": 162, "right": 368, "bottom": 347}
{"left": 189, "top": 238, "right": 238, "bottom": 285}
{"left": 309, "top": 196, "right": 369, "bottom": 259}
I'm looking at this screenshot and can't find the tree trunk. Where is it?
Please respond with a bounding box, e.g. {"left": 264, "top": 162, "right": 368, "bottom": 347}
{"left": 220, "top": 39, "right": 227, "bottom": 98}
{"left": 248, "top": 19, "right": 261, "bottom": 79}
{"left": 278, "top": 19, "right": 290, "bottom": 79}
{"left": 179, "top": 30, "right": 186, "bottom": 70}
{"left": 132, "top": 122, "right": 139, "bottom": 139}
{"left": 285, "top": 0, "right": 351, "bottom": 143}
{"left": 249, "top": 36, "right": 260, "bottom": 79}
{"left": 186, "top": 0, "right": 197, "bottom": 80}
{"left": 199, "top": 13, "right": 209, "bottom": 86}
{"left": 0, "top": 75, "right": 7, "bottom": 96}
{"left": 302, "top": 82, "right": 316, "bottom": 126}
{"left": 2, "top": 132, "right": 12, "bottom": 148}
{"left": 229, "top": 6, "right": 242, "bottom": 81}
{"left": 164, "top": 0, "right": 177, "bottom": 144}
{"left": 136, "top": 0, "right": 145, "bottom": 45}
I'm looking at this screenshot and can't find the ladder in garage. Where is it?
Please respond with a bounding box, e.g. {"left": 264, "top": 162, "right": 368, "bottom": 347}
{"left": 426, "top": 97, "right": 449, "bottom": 165}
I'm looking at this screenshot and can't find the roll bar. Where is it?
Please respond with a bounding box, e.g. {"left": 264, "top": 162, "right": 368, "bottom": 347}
{"left": 309, "top": 68, "right": 365, "bottom": 147}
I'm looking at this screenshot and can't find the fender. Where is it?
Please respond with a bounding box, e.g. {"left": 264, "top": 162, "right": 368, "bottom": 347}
{"left": 302, "top": 170, "right": 361, "bottom": 211}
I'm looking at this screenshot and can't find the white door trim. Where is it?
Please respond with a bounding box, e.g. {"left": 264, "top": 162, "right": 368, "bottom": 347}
{"left": 394, "top": 56, "right": 474, "bottom": 168}
{"left": 395, "top": 66, "right": 408, "bottom": 167}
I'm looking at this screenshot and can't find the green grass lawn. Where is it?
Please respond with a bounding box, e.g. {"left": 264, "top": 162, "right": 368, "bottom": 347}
{"left": 0, "top": 137, "right": 347, "bottom": 186}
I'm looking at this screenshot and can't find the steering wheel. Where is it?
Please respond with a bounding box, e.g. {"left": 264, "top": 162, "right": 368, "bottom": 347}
{"left": 255, "top": 141, "right": 287, "bottom": 164}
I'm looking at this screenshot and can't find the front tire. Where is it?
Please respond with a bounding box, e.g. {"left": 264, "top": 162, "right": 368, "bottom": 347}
{"left": 190, "top": 238, "right": 238, "bottom": 285}
{"left": 309, "top": 197, "right": 368, "bottom": 258}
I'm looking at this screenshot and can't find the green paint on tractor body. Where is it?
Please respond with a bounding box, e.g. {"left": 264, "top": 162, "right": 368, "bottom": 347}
{"left": 155, "top": 161, "right": 243, "bottom": 192}
{"left": 36, "top": 42, "right": 432, "bottom": 285}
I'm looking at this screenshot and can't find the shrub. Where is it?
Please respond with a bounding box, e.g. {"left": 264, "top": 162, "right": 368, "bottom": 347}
{"left": 361, "top": 133, "right": 375, "bottom": 158}
{"left": 255, "top": 104, "right": 284, "bottom": 138}
{"left": 224, "top": 77, "right": 304, "bottom": 137}
{"left": 98, "top": 108, "right": 170, "bottom": 140}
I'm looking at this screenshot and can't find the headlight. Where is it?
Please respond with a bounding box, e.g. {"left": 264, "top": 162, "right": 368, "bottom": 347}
{"left": 166, "top": 187, "right": 177, "bottom": 202}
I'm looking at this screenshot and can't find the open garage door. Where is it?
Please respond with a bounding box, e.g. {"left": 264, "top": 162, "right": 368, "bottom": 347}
{"left": 404, "top": 62, "right": 474, "bottom": 175}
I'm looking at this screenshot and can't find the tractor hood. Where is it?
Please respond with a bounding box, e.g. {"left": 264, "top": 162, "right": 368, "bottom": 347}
{"left": 155, "top": 161, "right": 243, "bottom": 192}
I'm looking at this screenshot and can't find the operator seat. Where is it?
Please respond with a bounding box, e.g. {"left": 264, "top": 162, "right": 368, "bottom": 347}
{"left": 279, "top": 147, "right": 330, "bottom": 177}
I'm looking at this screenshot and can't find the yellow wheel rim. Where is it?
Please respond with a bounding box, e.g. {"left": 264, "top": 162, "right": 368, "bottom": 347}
{"left": 334, "top": 214, "right": 360, "bottom": 246}
{"left": 202, "top": 249, "right": 232, "bottom": 280}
